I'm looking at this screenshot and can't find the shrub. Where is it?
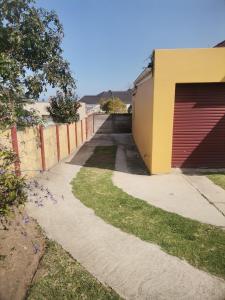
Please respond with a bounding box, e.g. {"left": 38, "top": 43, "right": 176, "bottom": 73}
{"left": 0, "top": 145, "right": 27, "bottom": 216}
{"left": 99, "top": 97, "right": 126, "bottom": 113}
{"left": 48, "top": 91, "right": 81, "bottom": 123}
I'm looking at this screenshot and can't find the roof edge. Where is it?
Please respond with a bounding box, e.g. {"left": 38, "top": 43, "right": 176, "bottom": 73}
{"left": 214, "top": 40, "right": 225, "bottom": 47}
{"left": 134, "top": 68, "right": 152, "bottom": 86}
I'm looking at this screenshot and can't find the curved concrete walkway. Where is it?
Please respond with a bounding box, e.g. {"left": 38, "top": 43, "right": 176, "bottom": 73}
{"left": 26, "top": 138, "right": 225, "bottom": 299}
{"left": 113, "top": 145, "right": 225, "bottom": 227}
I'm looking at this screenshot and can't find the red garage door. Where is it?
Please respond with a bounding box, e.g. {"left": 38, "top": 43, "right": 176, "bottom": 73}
{"left": 172, "top": 83, "right": 225, "bottom": 168}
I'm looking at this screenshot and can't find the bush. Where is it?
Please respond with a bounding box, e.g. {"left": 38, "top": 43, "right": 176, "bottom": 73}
{"left": 99, "top": 97, "right": 126, "bottom": 113}
{"left": 48, "top": 91, "right": 81, "bottom": 123}
{"left": 0, "top": 145, "right": 27, "bottom": 216}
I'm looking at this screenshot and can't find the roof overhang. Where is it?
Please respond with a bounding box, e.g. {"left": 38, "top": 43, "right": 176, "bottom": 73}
{"left": 134, "top": 67, "right": 152, "bottom": 86}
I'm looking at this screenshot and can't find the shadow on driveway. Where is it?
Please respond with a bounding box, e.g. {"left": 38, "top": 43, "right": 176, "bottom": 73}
{"left": 68, "top": 133, "right": 149, "bottom": 175}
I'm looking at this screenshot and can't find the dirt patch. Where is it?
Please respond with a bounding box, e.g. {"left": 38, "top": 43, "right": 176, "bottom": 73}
{"left": 0, "top": 207, "right": 46, "bottom": 300}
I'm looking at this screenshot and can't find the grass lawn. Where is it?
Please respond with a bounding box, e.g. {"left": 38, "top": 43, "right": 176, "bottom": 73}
{"left": 72, "top": 146, "right": 225, "bottom": 279}
{"left": 27, "top": 241, "right": 121, "bottom": 300}
{"left": 207, "top": 173, "right": 225, "bottom": 190}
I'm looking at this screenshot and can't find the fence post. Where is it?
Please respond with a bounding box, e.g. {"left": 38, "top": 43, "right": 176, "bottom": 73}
{"left": 81, "top": 119, "right": 83, "bottom": 143}
{"left": 92, "top": 114, "right": 95, "bottom": 133}
{"left": 39, "top": 125, "right": 46, "bottom": 171}
{"left": 75, "top": 122, "right": 78, "bottom": 147}
{"left": 56, "top": 125, "right": 60, "bottom": 162}
{"left": 67, "top": 124, "right": 70, "bottom": 154}
{"left": 85, "top": 117, "right": 88, "bottom": 140}
{"left": 10, "top": 126, "right": 21, "bottom": 176}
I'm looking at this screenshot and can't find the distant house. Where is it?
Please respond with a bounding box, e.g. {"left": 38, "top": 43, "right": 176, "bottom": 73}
{"left": 80, "top": 89, "right": 132, "bottom": 113}
{"left": 26, "top": 101, "right": 86, "bottom": 124}
{"left": 25, "top": 102, "right": 52, "bottom": 123}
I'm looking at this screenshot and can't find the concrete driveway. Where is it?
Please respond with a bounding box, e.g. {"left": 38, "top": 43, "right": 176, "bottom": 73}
{"left": 26, "top": 134, "right": 225, "bottom": 299}
{"left": 113, "top": 141, "right": 225, "bottom": 227}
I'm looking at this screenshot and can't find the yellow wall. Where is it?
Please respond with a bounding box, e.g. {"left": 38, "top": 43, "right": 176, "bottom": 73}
{"left": 132, "top": 75, "right": 154, "bottom": 170}
{"left": 69, "top": 123, "right": 76, "bottom": 151}
{"left": 0, "top": 115, "right": 90, "bottom": 178}
{"left": 133, "top": 47, "right": 225, "bottom": 174}
{"left": 17, "top": 127, "right": 42, "bottom": 177}
{"left": 44, "top": 125, "right": 58, "bottom": 170}
{"left": 82, "top": 118, "right": 87, "bottom": 142}
{"left": 76, "top": 121, "right": 82, "bottom": 147}
{"left": 58, "top": 124, "right": 68, "bottom": 159}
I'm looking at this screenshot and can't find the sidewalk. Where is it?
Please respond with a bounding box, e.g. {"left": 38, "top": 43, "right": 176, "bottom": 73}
{"left": 26, "top": 135, "right": 225, "bottom": 299}
{"left": 113, "top": 145, "right": 225, "bottom": 227}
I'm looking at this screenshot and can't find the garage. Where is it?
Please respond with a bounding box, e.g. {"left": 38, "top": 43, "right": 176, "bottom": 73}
{"left": 133, "top": 47, "right": 225, "bottom": 173}
{"left": 172, "top": 83, "right": 225, "bottom": 168}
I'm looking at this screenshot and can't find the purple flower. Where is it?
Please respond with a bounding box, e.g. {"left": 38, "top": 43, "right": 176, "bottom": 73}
{"left": 32, "top": 243, "right": 40, "bottom": 254}
{"left": 0, "top": 169, "right": 5, "bottom": 175}
{"left": 23, "top": 215, "right": 30, "bottom": 224}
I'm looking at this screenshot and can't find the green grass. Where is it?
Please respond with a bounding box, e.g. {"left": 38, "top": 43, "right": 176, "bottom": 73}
{"left": 72, "top": 146, "right": 225, "bottom": 279}
{"left": 27, "top": 241, "right": 121, "bottom": 300}
{"left": 207, "top": 173, "right": 225, "bottom": 190}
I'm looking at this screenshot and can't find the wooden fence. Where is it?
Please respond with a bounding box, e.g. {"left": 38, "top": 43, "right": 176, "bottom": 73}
{"left": 0, "top": 114, "right": 94, "bottom": 178}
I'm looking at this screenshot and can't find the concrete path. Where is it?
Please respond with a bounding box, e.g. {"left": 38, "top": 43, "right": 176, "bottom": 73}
{"left": 26, "top": 135, "right": 225, "bottom": 299}
{"left": 184, "top": 174, "right": 225, "bottom": 216}
{"left": 113, "top": 144, "right": 225, "bottom": 227}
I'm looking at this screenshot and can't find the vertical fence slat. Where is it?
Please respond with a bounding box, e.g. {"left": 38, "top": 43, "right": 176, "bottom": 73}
{"left": 85, "top": 117, "right": 88, "bottom": 139}
{"left": 93, "top": 114, "right": 95, "bottom": 133}
{"left": 10, "top": 126, "right": 21, "bottom": 176}
{"left": 56, "top": 125, "right": 60, "bottom": 162}
{"left": 81, "top": 119, "right": 83, "bottom": 143}
{"left": 67, "top": 124, "right": 70, "bottom": 154}
{"left": 39, "top": 125, "right": 46, "bottom": 171}
{"left": 75, "top": 122, "right": 78, "bottom": 147}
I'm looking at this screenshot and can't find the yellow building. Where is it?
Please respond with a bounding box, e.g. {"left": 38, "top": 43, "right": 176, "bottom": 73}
{"left": 132, "top": 45, "right": 225, "bottom": 174}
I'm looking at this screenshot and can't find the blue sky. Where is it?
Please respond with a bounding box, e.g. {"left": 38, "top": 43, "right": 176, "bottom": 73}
{"left": 36, "top": 0, "right": 225, "bottom": 99}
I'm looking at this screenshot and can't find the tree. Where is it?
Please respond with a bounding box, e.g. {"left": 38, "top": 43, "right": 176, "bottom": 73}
{"left": 47, "top": 91, "right": 81, "bottom": 123}
{"left": 0, "top": 0, "right": 75, "bottom": 128}
{"left": 99, "top": 97, "right": 126, "bottom": 113}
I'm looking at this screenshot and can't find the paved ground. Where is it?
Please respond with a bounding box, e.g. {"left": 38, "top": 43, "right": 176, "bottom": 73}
{"left": 113, "top": 139, "right": 225, "bottom": 227}
{"left": 26, "top": 134, "right": 225, "bottom": 299}
{"left": 184, "top": 174, "right": 225, "bottom": 216}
